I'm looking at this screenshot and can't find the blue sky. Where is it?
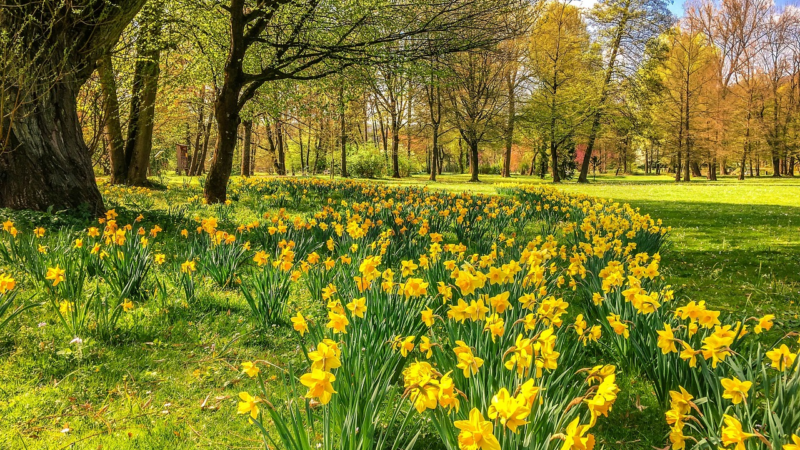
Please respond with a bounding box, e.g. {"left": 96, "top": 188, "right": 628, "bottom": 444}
{"left": 667, "top": 0, "right": 684, "bottom": 17}
{"left": 668, "top": 0, "right": 798, "bottom": 17}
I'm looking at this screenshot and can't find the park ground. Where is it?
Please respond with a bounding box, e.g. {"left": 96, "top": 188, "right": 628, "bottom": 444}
{"left": 0, "top": 173, "right": 797, "bottom": 449}
{"left": 379, "top": 173, "right": 800, "bottom": 320}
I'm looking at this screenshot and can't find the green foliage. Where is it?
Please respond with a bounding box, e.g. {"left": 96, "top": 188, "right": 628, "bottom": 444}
{"left": 101, "top": 235, "right": 153, "bottom": 301}
{"left": 349, "top": 145, "right": 387, "bottom": 178}
{"left": 240, "top": 264, "right": 294, "bottom": 329}
{"left": 0, "top": 285, "right": 40, "bottom": 332}
{"left": 398, "top": 156, "right": 421, "bottom": 177}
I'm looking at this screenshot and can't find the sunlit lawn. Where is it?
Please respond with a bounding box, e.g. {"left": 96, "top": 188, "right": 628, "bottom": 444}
{"left": 1, "top": 172, "right": 797, "bottom": 449}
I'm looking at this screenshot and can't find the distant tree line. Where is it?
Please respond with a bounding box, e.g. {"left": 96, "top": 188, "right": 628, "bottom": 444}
{"left": 2, "top": 0, "right": 799, "bottom": 213}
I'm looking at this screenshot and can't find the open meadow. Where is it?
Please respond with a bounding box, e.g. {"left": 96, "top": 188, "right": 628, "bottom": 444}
{"left": 4, "top": 0, "right": 800, "bottom": 447}
{"left": 0, "top": 175, "right": 798, "bottom": 450}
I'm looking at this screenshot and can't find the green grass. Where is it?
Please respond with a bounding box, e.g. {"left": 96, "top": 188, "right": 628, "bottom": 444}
{"left": 1, "top": 173, "right": 797, "bottom": 449}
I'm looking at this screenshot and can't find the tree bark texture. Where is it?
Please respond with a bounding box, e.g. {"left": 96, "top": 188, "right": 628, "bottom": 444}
{"left": 97, "top": 53, "right": 126, "bottom": 184}
{"left": 1, "top": 0, "right": 148, "bottom": 214}
{"left": 241, "top": 120, "right": 252, "bottom": 176}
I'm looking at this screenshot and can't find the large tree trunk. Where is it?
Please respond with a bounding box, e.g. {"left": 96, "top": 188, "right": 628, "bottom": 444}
{"left": 241, "top": 119, "right": 252, "bottom": 176}
{"left": 771, "top": 154, "right": 781, "bottom": 177}
{"left": 0, "top": 0, "right": 147, "bottom": 214}
{"left": 1, "top": 81, "right": 105, "bottom": 214}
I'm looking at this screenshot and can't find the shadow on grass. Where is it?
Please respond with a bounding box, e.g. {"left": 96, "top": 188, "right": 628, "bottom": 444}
{"left": 624, "top": 199, "right": 800, "bottom": 230}
{"left": 616, "top": 199, "right": 800, "bottom": 316}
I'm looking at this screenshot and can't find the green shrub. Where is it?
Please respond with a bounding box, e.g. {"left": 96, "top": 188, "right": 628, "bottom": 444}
{"left": 398, "top": 156, "right": 420, "bottom": 177}
{"left": 478, "top": 163, "right": 501, "bottom": 174}
{"left": 349, "top": 146, "right": 387, "bottom": 178}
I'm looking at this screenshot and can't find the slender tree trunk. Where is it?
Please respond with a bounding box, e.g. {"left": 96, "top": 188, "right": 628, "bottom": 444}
{"left": 770, "top": 83, "right": 782, "bottom": 177}
{"left": 550, "top": 140, "right": 561, "bottom": 183}
{"left": 406, "top": 96, "right": 413, "bottom": 163}
{"left": 675, "top": 119, "right": 683, "bottom": 182}
{"left": 97, "top": 53, "right": 127, "bottom": 184}
{"left": 578, "top": 4, "right": 629, "bottom": 183}
{"left": 340, "top": 89, "right": 348, "bottom": 177}
{"left": 684, "top": 90, "right": 691, "bottom": 182}
{"left": 276, "top": 119, "right": 286, "bottom": 175}
{"left": 376, "top": 109, "right": 388, "bottom": 163}
{"left": 684, "top": 144, "right": 691, "bottom": 181}
{"left": 125, "top": 57, "right": 160, "bottom": 184}
{"left": 430, "top": 124, "right": 439, "bottom": 181}
{"left": 306, "top": 123, "right": 313, "bottom": 173}
{"left": 426, "top": 78, "right": 441, "bottom": 182}
{"left": 391, "top": 110, "right": 400, "bottom": 178}
{"left": 125, "top": 0, "right": 163, "bottom": 186}
{"left": 198, "top": 111, "right": 213, "bottom": 175}
{"left": 298, "top": 125, "right": 305, "bottom": 173}
{"left": 241, "top": 119, "right": 252, "bottom": 176}
{"left": 739, "top": 109, "right": 751, "bottom": 180}
{"left": 502, "top": 72, "right": 515, "bottom": 178}
{"left": 314, "top": 118, "right": 324, "bottom": 174}
{"left": 469, "top": 138, "right": 479, "bottom": 182}
{"left": 205, "top": 82, "right": 241, "bottom": 202}
{"left": 539, "top": 142, "right": 548, "bottom": 179}
{"left": 204, "top": 0, "right": 253, "bottom": 202}
{"left": 458, "top": 138, "right": 464, "bottom": 174}
{"left": 189, "top": 87, "right": 206, "bottom": 176}
{"left": 709, "top": 158, "right": 717, "bottom": 180}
